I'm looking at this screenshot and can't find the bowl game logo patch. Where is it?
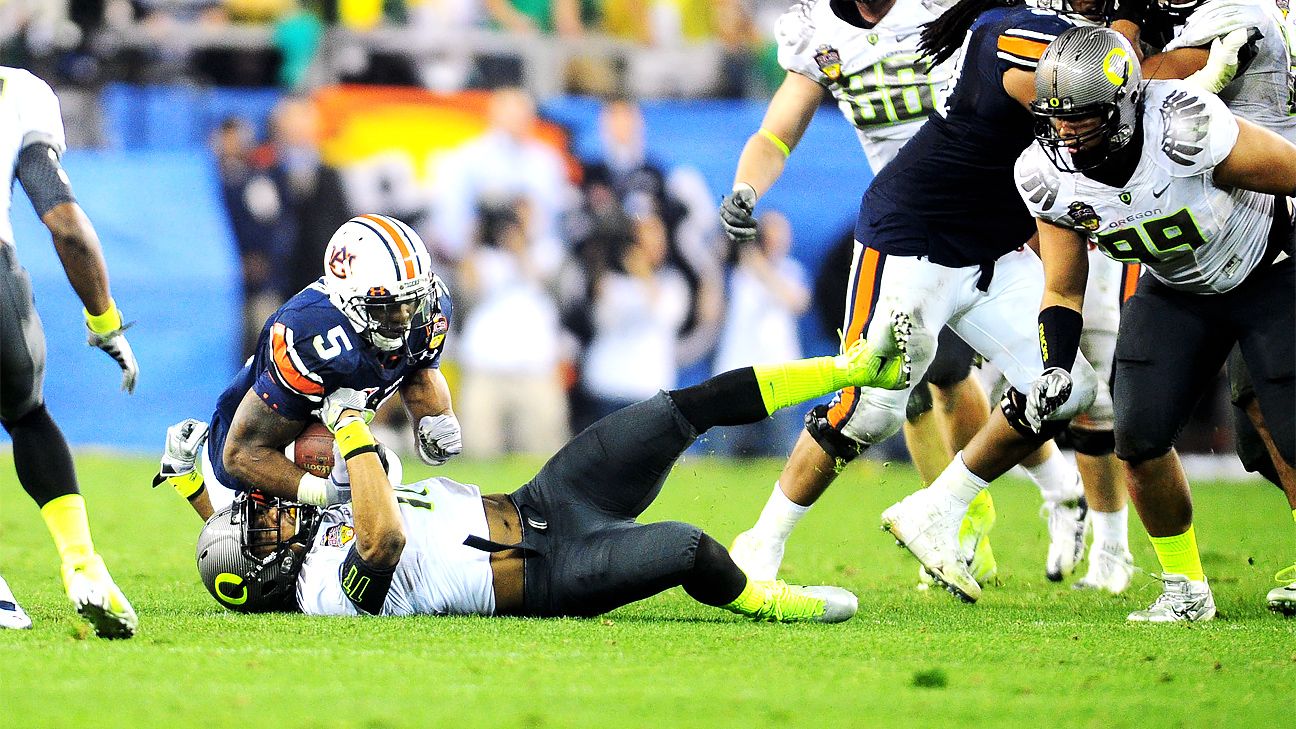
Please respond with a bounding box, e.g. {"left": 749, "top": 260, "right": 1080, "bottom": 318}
{"left": 1067, "top": 201, "right": 1102, "bottom": 233}
{"left": 323, "top": 524, "right": 356, "bottom": 548}
{"left": 814, "top": 45, "right": 843, "bottom": 82}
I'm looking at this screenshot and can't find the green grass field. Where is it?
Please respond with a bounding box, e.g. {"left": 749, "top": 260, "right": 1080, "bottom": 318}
{"left": 1, "top": 452, "right": 1292, "bottom": 728}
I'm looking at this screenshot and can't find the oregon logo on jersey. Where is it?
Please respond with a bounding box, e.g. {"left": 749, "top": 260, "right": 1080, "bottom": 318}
{"left": 837, "top": 53, "right": 940, "bottom": 129}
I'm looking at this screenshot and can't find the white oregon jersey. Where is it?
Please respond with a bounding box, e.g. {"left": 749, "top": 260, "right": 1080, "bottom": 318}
{"left": 0, "top": 67, "right": 66, "bottom": 246}
{"left": 1162, "top": 0, "right": 1296, "bottom": 141}
{"left": 1016, "top": 80, "right": 1274, "bottom": 294}
{"left": 296, "top": 477, "right": 496, "bottom": 617}
{"left": 776, "top": 0, "right": 959, "bottom": 171}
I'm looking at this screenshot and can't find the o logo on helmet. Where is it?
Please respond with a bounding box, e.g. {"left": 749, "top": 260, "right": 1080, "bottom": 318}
{"left": 1049, "top": 97, "right": 1062, "bottom": 108}
{"left": 215, "top": 572, "right": 249, "bottom": 605}
{"left": 1103, "top": 47, "right": 1129, "bottom": 87}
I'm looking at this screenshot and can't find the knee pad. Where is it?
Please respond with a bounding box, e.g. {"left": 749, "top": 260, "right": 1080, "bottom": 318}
{"left": 905, "top": 380, "right": 934, "bottom": 422}
{"left": 999, "top": 388, "right": 1069, "bottom": 443}
{"left": 1068, "top": 426, "right": 1115, "bottom": 456}
{"left": 805, "top": 404, "right": 864, "bottom": 465}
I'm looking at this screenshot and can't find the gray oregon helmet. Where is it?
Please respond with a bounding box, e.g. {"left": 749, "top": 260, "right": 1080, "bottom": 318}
{"left": 1031, "top": 26, "right": 1142, "bottom": 172}
{"left": 196, "top": 493, "right": 321, "bottom": 613}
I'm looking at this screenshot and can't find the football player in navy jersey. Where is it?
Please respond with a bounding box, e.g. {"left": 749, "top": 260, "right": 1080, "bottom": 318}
{"left": 153, "top": 215, "right": 461, "bottom": 521}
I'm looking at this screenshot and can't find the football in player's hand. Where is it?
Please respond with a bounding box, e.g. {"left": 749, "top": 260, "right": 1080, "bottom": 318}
{"left": 292, "top": 422, "right": 335, "bottom": 478}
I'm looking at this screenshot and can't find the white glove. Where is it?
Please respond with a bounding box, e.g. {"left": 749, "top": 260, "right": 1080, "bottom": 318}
{"left": 417, "top": 413, "right": 462, "bottom": 466}
{"left": 1185, "top": 28, "right": 1249, "bottom": 94}
{"left": 157, "top": 418, "right": 208, "bottom": 480}
{"left": 320, "top": 387, "right": 375, "bottom": 433}
{"left": 87, "top": 323, "right": 139, "bottom": 394}
{"left": 1025, "top": 367, "right": 1074, "bottom": 433}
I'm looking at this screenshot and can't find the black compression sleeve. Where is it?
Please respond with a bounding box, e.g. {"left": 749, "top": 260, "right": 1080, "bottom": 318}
{"left": 15, "top": 143, "right": 75, "bottom": 217}
{"left": 667, "top": 368, "right": 769, "bottom": 433}
{"left": 339, "top": 545, "right": 396, "bottom": 615}
{"left": 1038, "top": 306, "right": 1083, "bottom": 371}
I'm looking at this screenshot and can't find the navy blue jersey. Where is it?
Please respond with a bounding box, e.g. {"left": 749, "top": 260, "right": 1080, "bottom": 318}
{"left": 207, "top": 279, "right": 453, "bottom": 492}
{"left": 859, "top": 5, "right": 1075, "bottom": 267}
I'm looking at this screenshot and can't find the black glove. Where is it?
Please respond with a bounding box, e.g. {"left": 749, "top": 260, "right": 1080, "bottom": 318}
{"left": 719, "top": 184, "right": 758, "bottom": 243}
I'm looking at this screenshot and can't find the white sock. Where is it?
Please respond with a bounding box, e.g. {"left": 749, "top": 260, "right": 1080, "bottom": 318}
{"left": 932, "top": 452, "right": 988, "bottom": 505}
{"left": 1090, "top": 506, "right": 1128, "bottom": 550}
{"left": 1024, "top": 449, "right": 1082, "bottom": 503}
{"left": 752, "top": 480, "right": 810, "bottom": 541}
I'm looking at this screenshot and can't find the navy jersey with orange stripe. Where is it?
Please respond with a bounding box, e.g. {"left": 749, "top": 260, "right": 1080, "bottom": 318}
{"left": 859, "top": 5, "right": 1075, "bottom": 267}
{"left": 206, "top": 279, "right": 453, "bottom": 493}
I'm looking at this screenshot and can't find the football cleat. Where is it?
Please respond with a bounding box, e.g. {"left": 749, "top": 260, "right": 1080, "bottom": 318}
{"left": 0, "top": 574, "right": 32, "bottom": 630}
{"left": 729, "top": 580, "right": 858, "bottom": 624}
{"left": 917, "top": 491, "right": 998, "bottom": 589}
{"left": 882, "top": 488, "right": 981, "bottom": 603}
{"left": 729, "top": 529, "right": 785, "bottom": 582}
{"left": 62, "top": 554, "right": 137, "bottom": 639}
{"left": 1043, "top": 496, "right": 1088, "bottom": 582}
{"left": 1127, "top": 574, "right": 1216, "bottom": 623}
{"left": 840, "top": 311, "right": 912, "bottom": 391}
{"left": 1267, "top": 564, "right": 1296, "bottom": 617}
{"left": 1073, "top": 541, "right": 1135, "bottom": 594}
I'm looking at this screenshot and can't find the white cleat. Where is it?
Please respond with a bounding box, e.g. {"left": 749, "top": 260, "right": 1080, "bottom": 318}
{"left": 0, "top": 575, "right": 32, "bottom": 630}
{"left": 803, "top": 586, "right": 859, "bottom": 624}
{"left": 1073, "top": 541, "right": 1135, "bottom": 594}
{"left": 63, "top": 555, "right": 137, "bottom": 639}
{"left": 1268, "top": 565, "right": 1296, "bottom": 616}
{"left": 729, "top": 529, "right": 784, "bottom": 582}
{"left": 1044, "top": 496, "right": 1088, "bottom": 582}
{"left": 882, "top": 488, "right": 981, "bottom": 603}
{"left": 1128, "top": 574, "right": 1216, "bottom": 623}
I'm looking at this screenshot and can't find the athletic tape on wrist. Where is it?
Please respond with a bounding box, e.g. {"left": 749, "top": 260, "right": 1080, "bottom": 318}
{"left": 84, "top": 300, "right": 122, "bottom": 334}
{"left": 335, "top": 419, "right": 376, "bottom": 457}
{"left": 297, "top": 473, "right": 332, "bottom": 506}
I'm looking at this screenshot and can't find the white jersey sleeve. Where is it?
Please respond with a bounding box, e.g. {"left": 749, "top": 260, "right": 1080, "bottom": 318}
{"left": 1163, "top": 0, "right": 1268, "bottom": 50}
{"left": 1150, "top": 84, "right": 1238, "bottom": 177}
{"left": 7, "top": 69, "right": 66, "bottom": 154}
{"left": 775, "top": 0, "right": 829, "bottom": 83}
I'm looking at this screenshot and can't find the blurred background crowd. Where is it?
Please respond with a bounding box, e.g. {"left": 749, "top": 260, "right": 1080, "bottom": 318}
{"left": 0, "top": 0, "right": 1243, "bottom": 463}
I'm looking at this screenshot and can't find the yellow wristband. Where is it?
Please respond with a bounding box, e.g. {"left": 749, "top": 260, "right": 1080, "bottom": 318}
{"left": 84, "top": 300, "right": 122, "bottom": 335}
{"left": 758, "top": 128, "right": 791, "bottom": 158}
{"left": 167, "top": 471, "right": 205, "bottom": 500}
{"left": 335, "top": 419, "right": 376, "bottom": 458}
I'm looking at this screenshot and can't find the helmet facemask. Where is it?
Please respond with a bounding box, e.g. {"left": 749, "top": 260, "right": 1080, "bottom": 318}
{"left": 1031, "top": 26, "right": 1142, "bottom": 173}
{"left": 343, "top": 279, "right": 434, "bottom": 354}
{"left": 196, "top": 493, "right": 322, "bottom": 613}
{"left": 1031, "top": 0, "right": 1117, "bottom": 25}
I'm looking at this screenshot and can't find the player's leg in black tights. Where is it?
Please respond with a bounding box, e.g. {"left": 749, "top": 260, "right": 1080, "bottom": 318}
{"left": 2, "top": 405, "right": 79, "bottom": 508}
{"left": 668, "top": 368, "right": 770, "bottom": 433}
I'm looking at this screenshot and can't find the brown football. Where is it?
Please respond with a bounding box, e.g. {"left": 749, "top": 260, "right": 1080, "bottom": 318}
{"left": 292, "top": 422, "right": 335, "bottom": 478}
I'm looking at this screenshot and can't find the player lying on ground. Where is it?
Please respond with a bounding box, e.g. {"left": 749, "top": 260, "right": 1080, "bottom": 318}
{"left": 153, "top": 215, "right": 463, "bottom": 521}
{"left": 1015, "top": 26, "right": 1296, "bottom": 620}
{"left": 189, "top": 328, "right": 912, "bottom": 622}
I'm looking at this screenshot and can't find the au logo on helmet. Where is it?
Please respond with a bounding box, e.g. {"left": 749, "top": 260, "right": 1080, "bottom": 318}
{"left": 1103, "top": 47, "right": 1130, "bottom": 87}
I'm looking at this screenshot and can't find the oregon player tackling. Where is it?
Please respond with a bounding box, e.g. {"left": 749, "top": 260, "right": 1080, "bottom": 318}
{"left": 192, "top": 322, "right": 915, "bottom": 622}
{"left": 1017, "top": 26, "right": 1296, "bottom": 621}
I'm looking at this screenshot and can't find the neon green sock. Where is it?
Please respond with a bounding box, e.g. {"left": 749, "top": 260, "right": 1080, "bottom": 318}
{"left": 723, "top": 578, "right": 764, "bottom": 615}
{"left": 1148, "top": 525, "right": 1205, "bottom": 582}
{"left": 1291, "top": 508, "right": 1295, "bottom": 526}
{"left": 40, "top": 494, "right": 96, "bottom": 567}
{"left": 752, "top": 357, "right": 847, "bottom": 416}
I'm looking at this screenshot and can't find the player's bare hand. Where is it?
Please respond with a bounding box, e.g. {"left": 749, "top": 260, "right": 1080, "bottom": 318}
{"left": 1025, "top": 367, "right": 1073, "bottom": 433}
{"left": 417, "top": 413, "right": 462, "bottom": 466}
{"left": 719, "top": 184, "right": 758, "bottom": 243}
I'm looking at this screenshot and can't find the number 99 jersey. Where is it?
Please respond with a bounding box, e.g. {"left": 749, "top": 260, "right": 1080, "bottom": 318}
{"left": 1015, "top": 80, "right": 1275, "bottom": 295}
{"left": 776, "top": 0, "right": 959, "bottom": 172}
{"left": 205, "top": 278, "right": 453, "bottom": 493}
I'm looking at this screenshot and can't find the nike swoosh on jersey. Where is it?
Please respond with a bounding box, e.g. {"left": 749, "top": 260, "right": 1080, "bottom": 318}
{"left": 1152, "top": 183, "right": 1170, "bottom": 198}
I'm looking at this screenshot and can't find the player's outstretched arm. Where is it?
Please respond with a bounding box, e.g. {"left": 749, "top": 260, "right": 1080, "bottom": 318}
{"left": 402, "top": 368, "right": 463, "bottom": 466}
{"left": 224, "top": 390, "right": 320, "bottom": 502}
{"left": 733, "top": 72, "right": 822, "bottom": 198}
{"left": 322, "top": 395, "right": 405, "bottom": 570}
{"left": 1213, "top": 117, "right": 1296, "bottom": 196}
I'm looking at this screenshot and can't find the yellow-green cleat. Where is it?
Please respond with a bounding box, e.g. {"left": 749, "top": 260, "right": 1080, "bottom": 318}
{"left": 840, "top": 311, "right": 913, "bottom": 391}
{"left": 725, "top": 580, "right": 858, "bottom": 624}
{"left": 62, "top": 553, "right": 137, "bottom": 639}
{"left": 963, "top": 490, "right": 999, "bottom": 585}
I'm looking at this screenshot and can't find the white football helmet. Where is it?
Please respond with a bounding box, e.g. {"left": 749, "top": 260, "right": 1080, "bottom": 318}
{"left": 322, "top": 214, "right": 436, "bottom": 352}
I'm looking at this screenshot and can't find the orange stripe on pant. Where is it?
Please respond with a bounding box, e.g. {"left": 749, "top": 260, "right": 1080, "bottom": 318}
{"left": 362, "top": 214, "right": 416, "bottom": 280}
{"left": 827, "top": 247, "right": 885, "bottom": 429}
{"left": 1120, "top": 263, "right": 1140, "bottom": 303}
